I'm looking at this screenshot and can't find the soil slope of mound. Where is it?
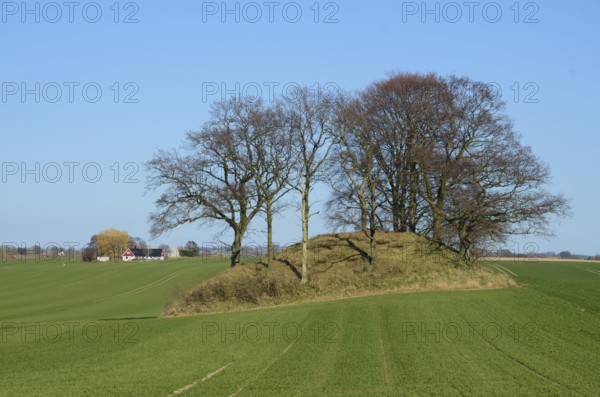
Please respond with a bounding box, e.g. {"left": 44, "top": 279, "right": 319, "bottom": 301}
{"left": 166, "top": 232, "right": 516, "bottom": 315}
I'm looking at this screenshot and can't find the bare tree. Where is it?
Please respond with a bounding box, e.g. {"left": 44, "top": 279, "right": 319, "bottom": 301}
{"left": 82, "top": 234, "right": 97, "bottom": 262}
{"left": 146, "top": 97, "right": 268, "bottom": 267}
{"left": 129, "top": 236, "right": 148, "bottom": 249}
{"left": 146, "top": 72, "right": 569, "bottom": 269}
{"left": 158, "top": 244, "right": 171, "bottom": 257}
{"left": 252, "top": 104, "right": 296, "bottom": 267}
{"left": 327, "top": 93, "right": 384, "bottom": 266}
{"left": 331, "top": 72, "right": 570, "bottom": 261}
{"left": 362, "top": 73, "right": 443, "bottom": 234}
{"left": 282, "top": 87, "right": 337, "bottom": 283}
{"left": 442, "top": 130, "right": 570, "bottom": 259}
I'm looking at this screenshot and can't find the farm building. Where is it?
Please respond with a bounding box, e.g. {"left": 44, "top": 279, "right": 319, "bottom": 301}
{"left": 168, "top": 247, "right": 180, "bottom": 258}
{"left": 122, "top": 248, "right": 164, "bottom": 261}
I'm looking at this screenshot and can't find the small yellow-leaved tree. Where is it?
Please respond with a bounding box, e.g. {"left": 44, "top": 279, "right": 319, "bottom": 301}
{"left": 96, "top": 229, "right": 130, "bottom": 260}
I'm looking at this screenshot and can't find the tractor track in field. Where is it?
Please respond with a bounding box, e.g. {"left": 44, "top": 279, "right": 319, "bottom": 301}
{"left": 377, "top": 308, "right": 394, "bottom": 393}
{"left": 481, "top": 336, "right": 581, "bottom": 395}
{"left": 227, "top": 342, "right": 297, "bottom": 397}
{"left": 167, "top": 361, "right": 234, "bottom": 396}
{"left": 95, "top": 268, "right": 192, "bottom": 302}
{"left": 166, "top": 341, "right": 297, "bottom": 396}
{"left": 485, "top": 263, "right": 518, "bottom": 278}
{"left": 487, "top": 264, "right": 507, "bottom": 275}
{"left": 458, "top": 301, "right": 573, "bottom": 392}
{"left": 48, "top": 269, "right": 123, "bottom": 291}
{"left": 577, "top": 266, "right": 600, "bottom": 277}
{"left": 487, "top": 264, "right": 518, "bottom": 277}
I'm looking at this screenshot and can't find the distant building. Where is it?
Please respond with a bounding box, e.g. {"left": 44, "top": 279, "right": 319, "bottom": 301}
{"left": 122, "top": 248, "right": 164, "bottom": 261}
{"left": 97, "top": 256, "right": 110, "bottom": 262}
{"left": 168, "top": 247, "right": 180, "bottom": 258}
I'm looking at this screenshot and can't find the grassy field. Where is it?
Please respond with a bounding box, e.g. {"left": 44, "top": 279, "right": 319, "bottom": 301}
{"left": 2, "top": 259, "right": 600, "bottom": 396}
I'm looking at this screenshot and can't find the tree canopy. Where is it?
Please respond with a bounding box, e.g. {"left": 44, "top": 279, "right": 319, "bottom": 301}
{"left": 147, "top": 72, "right": 570, "bottom": 275}
{"left": 96, "top": 229, "right": 130, "bottom": 260}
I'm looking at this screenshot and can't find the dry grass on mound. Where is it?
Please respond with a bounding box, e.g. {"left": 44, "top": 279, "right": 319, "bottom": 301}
{"left": 165, "top": 232, "right": 516, "bottom": 316}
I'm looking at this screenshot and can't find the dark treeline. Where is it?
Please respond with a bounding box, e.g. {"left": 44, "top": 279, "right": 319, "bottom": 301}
{"left": 146, "top": 72, "right": 569, "bottom": 280}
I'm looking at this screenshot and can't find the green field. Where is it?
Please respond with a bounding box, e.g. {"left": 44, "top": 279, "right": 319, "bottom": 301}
{"left": 2, "top": 259, "right": 600, "bottom": 396}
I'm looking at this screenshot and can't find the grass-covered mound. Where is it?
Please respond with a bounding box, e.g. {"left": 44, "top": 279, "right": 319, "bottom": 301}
{"left": 165, "top": 232, "right": 516, "bottom": 315}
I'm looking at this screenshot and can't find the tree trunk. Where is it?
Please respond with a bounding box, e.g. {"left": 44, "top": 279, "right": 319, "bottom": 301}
{"left": 391, "top": 184, "right": 401, "bottom": 232}
{"left": 399, "top": 192, "right": 407, "bottom": 232}
{"left": 458, "top": 227, "right": 472, "bottom": 262}
{"left": 360, "top": 204, "right": 367, "bottom": 232}
{"left": 459, "top": 240, "right": 472, "bottom": 261}
{"left": 301, "top": 185, "right": 309, "bottom": 284}
{"left": 231, "top": 229, "right": 242, "bottom": 268}
{"left": 266, "top": 201, "right": 273, "bottom": 267}
{"left": 408, "top": 190, "right": 417, "bottom": 233}
{"left": 369, "top": 179, "right": 378, "bottom": 266}
{"left": 399, "top": 167, "right": 409, "bottom": 233}
{"left": 432, "top": 186, "right": 446, "bottom": 242}
{"left": 369, "top": 228, "right": 377, "bottom": 267}
{"left": 432, "top": 211, "right": 442, "bottom": 242}
{"left": 408, "top": 163, "right": 419, "bottom": 233}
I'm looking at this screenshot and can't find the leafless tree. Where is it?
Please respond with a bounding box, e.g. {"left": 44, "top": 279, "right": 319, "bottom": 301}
{"left": 327, "top": 92, "right": 384, "bottom": 266}
{"left": 146, "top": 72, "right": 569, "bottom": 269}
{"left": 146, "top": 97, "right": 268, "bottom": 267}
{"left": 251, "top": 104, "right": 296, "bottom": 267}
{"left": 362, "top": 73, "right": 444, "bottom": 234}
{"left": 340, "top": 73, "right": 570, "bottom": 261}
{"left": 442, "top": 129, "right": 570, "bottom": 259}
{"left": 129, "top": 236, "right": 148, "bottom": 249}
{"left": 281, "top": 86, "right": 337, "bottom": 283}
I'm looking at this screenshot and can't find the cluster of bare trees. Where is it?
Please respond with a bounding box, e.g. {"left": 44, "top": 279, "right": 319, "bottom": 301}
{"left": 146, "top": 73, "right": 569, "bottom": 278}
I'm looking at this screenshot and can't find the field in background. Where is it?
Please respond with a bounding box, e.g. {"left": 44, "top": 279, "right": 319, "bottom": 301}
{"left": 0, "top": 258, "right": 229, "bottom": 322}
{"left": 2, "top": 260, "right": 600, "bottom": 395}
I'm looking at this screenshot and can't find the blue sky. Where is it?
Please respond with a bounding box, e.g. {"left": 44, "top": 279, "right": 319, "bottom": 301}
{"left": 1, "top": 1, "right": 598, "bottom": 255}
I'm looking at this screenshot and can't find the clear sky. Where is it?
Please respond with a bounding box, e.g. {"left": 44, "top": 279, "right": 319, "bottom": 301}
{"left": 1, "top": 1, "right": 598, "bottom": 256}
